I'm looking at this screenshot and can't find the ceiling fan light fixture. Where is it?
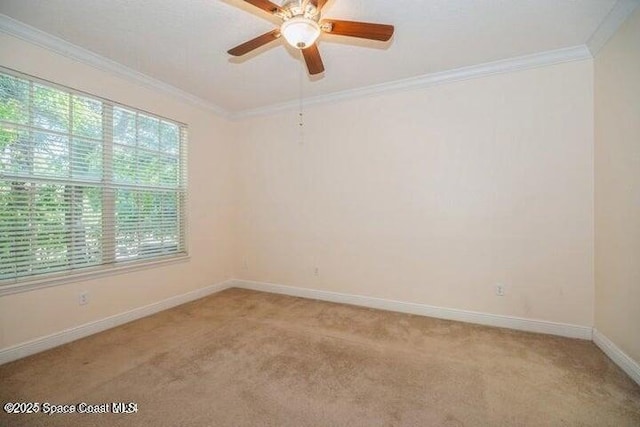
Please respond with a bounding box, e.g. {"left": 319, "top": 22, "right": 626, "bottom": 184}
{"left": 280, "top": 16, "right": 321, "bottom": 49}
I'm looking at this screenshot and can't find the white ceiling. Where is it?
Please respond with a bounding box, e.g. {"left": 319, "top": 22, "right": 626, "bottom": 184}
{"left": 0, "top": 0, "right": 622, "bottom": 113}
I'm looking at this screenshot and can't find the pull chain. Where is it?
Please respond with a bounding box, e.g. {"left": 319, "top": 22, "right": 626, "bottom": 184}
{"left": 299, "top": 59, "right": 304, "bottom": 144}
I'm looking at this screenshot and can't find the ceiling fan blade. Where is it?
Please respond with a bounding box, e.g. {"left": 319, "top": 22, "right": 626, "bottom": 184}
{"left": 228, "top": 30, "right": 280, "bottom": 56}
{"left": 302, "top": 44, "right": 325, "bottom": 75}
{"left": 242, "top": 0, "right": 281, "bottom": 14}
{"left": 310, "top": 0, "right": 328, "bottom": 10}
{"left": 321, "top": 19, "right": 394, "bottom": 41}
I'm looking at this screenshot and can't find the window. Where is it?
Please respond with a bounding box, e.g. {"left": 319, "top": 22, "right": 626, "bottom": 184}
{"left": 0, "top": 68, "right": 187, "bottom": 291}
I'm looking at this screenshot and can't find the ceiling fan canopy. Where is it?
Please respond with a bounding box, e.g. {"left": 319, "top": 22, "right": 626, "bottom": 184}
{"left": 228, "top": 0, "right": 394, "bottom": 75}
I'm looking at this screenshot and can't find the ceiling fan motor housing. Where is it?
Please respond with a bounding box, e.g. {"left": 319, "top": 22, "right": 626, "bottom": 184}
{"left": 279, "top": 0, "right": 320, "bottom": 22}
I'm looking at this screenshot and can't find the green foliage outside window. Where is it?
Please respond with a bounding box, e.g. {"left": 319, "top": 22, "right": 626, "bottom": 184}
{"left": 0, "top": 71, "right": 186, "bottom": 282}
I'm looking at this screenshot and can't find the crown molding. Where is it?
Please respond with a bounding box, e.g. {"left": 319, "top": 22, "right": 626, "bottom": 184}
{"left": 0, "top": 14, "right": 230, "bottom": 119}
{"left": 230, "top": 45, "right": 593, "bottom": 120}
{"left": 1, "top": 13, "right": 596, "bottom": 122}
{"left": 587, "top": 0, "right": 639, "bottom": 56}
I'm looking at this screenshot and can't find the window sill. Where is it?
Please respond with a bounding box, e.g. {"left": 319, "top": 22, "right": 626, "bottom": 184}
{"left": 0, "top": 255, "right": 190, "bottom": 297}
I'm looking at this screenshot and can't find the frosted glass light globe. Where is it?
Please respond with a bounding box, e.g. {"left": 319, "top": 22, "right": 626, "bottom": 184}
{"left": 281, "top": 17, "right": 321, "bottom": 49}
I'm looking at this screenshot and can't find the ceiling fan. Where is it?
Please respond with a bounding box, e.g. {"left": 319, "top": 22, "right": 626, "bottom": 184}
{"left": 228, "top": 0, "right": 394, "bottom": 75}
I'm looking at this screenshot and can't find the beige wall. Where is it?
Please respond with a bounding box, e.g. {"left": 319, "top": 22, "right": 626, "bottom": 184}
{"left": 0, "top": 30, "right": 602, "bottom": 353}
{"left": 234, "top": 60, "right": 595, "bottom": 327}
{"left": 594, "top": 9, "right": 640, "bottom": 363}
{"left": 0, "top": 34, "right": 236, "bottom": 349}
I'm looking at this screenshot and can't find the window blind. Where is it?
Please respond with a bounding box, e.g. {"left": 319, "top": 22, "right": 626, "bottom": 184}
{"left": 0, "top": 68, "right": 188, "bottom": 287}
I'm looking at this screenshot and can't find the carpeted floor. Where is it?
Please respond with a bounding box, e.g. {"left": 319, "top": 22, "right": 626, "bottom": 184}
{"left": 1, "top": 288, "right": 639, "bottom": 426}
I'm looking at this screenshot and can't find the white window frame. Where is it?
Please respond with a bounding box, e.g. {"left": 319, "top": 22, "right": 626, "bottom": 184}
{"left": 0, "top": 67, "right": 189, "bottom": 296}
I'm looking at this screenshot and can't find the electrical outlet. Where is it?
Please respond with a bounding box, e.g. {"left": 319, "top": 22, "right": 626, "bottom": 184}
{"left": 79, "top": 291, "right": 89, "bottom": 305}
{"left": 495, "top": 284, "right": 505, "bottom": 297}
{"left": 314, "top": 267, "right": 319, "bottom": 276}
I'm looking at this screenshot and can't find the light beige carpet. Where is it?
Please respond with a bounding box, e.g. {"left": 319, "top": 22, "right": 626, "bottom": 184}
{"left": 0, "top": 288, "right": 639, "bottom": 426}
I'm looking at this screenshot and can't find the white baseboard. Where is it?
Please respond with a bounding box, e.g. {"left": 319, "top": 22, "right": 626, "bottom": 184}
{"left": 593, "top": 329, "right": 640, "bottom": 386}
{"left": 229, "top": 279, "right": 593, "bottom": 340}
{"left": 0, "top": 279, "right": 234, "bottom": 365}
{"left": 3, "top": 278, "right": 638, "bottom": 387}
{"left": 5, "top": 279, "right": 640, "bottom": 384}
